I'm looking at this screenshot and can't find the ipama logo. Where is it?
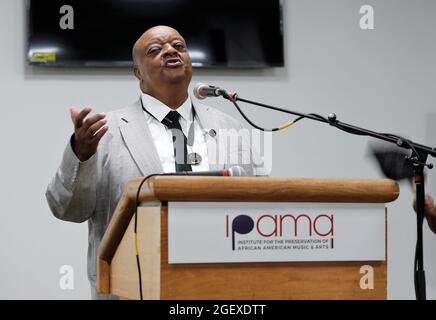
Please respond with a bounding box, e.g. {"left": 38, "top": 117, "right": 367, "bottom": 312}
{"left": 226, "top": 213, "right": 334, "bottom": 250}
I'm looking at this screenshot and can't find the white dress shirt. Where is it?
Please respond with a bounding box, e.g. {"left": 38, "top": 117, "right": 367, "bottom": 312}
{"left": 141, "top": 93, "right": 210, "bottom": 173}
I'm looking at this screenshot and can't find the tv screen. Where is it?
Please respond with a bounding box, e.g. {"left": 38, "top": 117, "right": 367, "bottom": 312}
{"left": 27, "top": 0, "right": 284, "bottom": 68}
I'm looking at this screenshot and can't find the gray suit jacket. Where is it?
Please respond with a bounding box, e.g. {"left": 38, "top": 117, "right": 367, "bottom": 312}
{"left": 46, "top": 98, "right": 261, "bottom": 295}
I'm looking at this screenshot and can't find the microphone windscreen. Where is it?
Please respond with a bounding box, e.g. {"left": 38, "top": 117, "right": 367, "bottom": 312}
{"left": 193, "top": 83, "right": 206, "bottom": 100}
{"left": 369, "top": 143, "right": 414, "bottom": 180}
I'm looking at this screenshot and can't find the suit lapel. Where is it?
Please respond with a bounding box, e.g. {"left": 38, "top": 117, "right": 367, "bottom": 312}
{"left": 118, "top": 99, "right": 163, "bottom": 175}
{"left": 192, "top": 101, "right": 224, "bottom": 171}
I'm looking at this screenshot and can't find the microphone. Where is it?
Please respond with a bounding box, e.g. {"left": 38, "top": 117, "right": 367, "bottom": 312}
{"left": 169, "top": 166, "right": 247, "bottom": 176}
{"left": 193, "top": 83, "right": 227, "bottom": 100}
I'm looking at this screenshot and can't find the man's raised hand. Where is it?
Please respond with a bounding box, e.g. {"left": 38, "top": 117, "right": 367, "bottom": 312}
{"left": 70, "top": 106, "right": 108, "bottom": 161}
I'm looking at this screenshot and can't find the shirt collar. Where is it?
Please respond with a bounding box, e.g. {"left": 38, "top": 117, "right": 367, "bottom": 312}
{"left": 141, "top": 93, "right": 192, "bottom": 122}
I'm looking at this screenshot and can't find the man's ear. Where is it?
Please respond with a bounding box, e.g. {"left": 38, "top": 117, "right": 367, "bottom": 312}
{"left": 133, "top": 66, "right": 142, "bottom": 81}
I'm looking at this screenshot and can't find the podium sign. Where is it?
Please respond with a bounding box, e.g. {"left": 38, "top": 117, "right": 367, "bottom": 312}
{"left": 168, "top": 202, "right": 385, "bottom": 264}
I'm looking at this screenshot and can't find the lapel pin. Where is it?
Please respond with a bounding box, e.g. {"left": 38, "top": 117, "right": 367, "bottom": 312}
{"left": 209, "top": 129, "right": 217, "bottom": 137}
{"left": 187, "top": 152, "right": 202, "bottom": 166}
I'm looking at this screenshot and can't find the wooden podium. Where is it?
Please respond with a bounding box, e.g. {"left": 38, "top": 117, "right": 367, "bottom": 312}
{"left": 97, "top": 176, "right": 399, "bottom": 300}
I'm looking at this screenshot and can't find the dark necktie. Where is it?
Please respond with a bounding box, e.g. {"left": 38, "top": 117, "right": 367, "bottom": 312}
{"left": 161, "top": 111, "right": 192, "bottom": 172}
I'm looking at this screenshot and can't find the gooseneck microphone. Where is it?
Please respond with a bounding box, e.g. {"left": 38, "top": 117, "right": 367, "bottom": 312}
{"left": 169, "top": 165, "right": 247, "bottom": 176}
{"left": 193, "top": 83, "right": 227, "bottom": 100}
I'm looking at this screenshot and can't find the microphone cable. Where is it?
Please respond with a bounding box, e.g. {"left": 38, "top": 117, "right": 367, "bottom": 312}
{"left": 226, "top": 95, "right": 304, "bottom": 132}
{"left": 134, "top": 173, "right": 164, "bottom": 300}
{"left": 227, "top": 93, "right": 379, "bottom": 134}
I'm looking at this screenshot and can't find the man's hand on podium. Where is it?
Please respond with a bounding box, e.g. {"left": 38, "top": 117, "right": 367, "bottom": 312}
{"left": 69, "top": 106, "right": 108, "bottom": 161}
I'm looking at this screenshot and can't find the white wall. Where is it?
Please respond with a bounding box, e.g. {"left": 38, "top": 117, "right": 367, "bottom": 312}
{"left": 1, "top": 0, "right": 436, "bottom": 299}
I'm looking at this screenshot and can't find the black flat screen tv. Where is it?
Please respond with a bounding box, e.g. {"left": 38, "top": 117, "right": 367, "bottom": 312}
{"left": 27, "top": 0, "right": 284, "bottom": 68}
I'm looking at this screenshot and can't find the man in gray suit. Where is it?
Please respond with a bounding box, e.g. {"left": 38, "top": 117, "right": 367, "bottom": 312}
{"left": 46, "top": 26, "right": 262, "bottom": 299}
